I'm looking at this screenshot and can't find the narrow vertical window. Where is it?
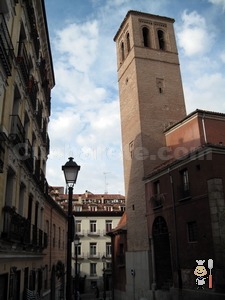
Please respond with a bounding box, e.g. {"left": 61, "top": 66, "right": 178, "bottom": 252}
{"left": 142, "top": 27, "right": 150, "bottom": 47}
{"left": 53, "top": 224, "right": 56, "bottom": 247}
{"left": 106, "top": 243, "right": 112, "bottom": 257}
{"left": 76, "top": 220, "right": 81, "bottom": 234}
{"left": 90, "top": 243, "right": 97, "bottom": 256}
{"left": 187, "top": 221, "right": 198, "bottom": 242}
{"left": 121, "top": 42, "right": 125, "bottom": 61}
{"left": 90, "top": 220, "right": 97, "bottom": 233}
{"left": 126, "top": 32, "right": 130, "bottom": 53}
{"left": 158, "top": 30, "right": 165, "bottom": 50}
{"left": 129, "top": 141, "right": 134, "bottom": 158}
{"left": 90, "top": 263, "right": 97, "bottom": 276}
{"left": 106, "top": 220, "right": 112, "bottom": 233}
{"left": 180, "top": 169, "right": 190, "bottom": 198}
{"left": 156, "top": 78, "right": 164, "bottom": 94}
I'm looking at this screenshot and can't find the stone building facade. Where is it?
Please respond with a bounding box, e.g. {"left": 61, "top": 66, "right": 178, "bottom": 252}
{"left": 0, "top": 1, "right": 67, "bottom": 299}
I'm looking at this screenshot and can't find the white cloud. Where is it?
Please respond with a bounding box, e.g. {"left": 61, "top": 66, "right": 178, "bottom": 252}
{"left": 220, "top": 51, "right": 225, "bottom": 63}
{"left": 54, "top": 20, "right": 99, "bottom": 72}
{"left": 208, "top": 0, "right": 225, "bottom": 11}
{"left": 177, "top": 10, "right": 215, "bottom": 56}
{"left": 184, "top": 72, "right": 225, "bottom": 113}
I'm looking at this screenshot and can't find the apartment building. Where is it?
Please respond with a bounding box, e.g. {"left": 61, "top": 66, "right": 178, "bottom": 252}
{"left": 50, "top": 188, "right": 125, "bottom": 294}
{"left": 0, "top": 1, "right": 67, "bottom": 299}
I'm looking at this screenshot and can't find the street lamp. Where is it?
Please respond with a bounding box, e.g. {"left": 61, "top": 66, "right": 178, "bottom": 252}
{"left": 102, "top": 255, "right": 106, "bottom": 300}
{"left": 62, "top": 157, "right": 80, "bottom": 300}
{"left": 74, "top": 234, "right": 80, "bottom": 300}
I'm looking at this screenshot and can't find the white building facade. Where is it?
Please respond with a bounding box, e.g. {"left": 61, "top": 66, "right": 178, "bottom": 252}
{"left": 73, "top": 211, "right": 124, "bottom": 294}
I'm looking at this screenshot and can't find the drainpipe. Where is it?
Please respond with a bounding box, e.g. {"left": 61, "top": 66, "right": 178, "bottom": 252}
{"left": 201, "top": 113, "right": 207, "bottom": 144}
{"left": 169, "top": 172, "right": 182, "bottom": 289}
{"left": 150, "top": 236, "right": 156, "bottom": 300}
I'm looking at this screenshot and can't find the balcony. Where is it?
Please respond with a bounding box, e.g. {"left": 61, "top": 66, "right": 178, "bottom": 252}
{"left": 87, "top": 230, "right": 100, "bottom": 237}
{"left": 178, "top": 183, "right": 191, "bottom": 200}
{"left": 32, "top": 224, "right": 47, "bottom": 249}
{"left": 40, "top": 169, "right": 48, "bottom": 196}
{"left": 23, "top": 139, "right": 34, "bottom": 173}
{"left": 2, "top": 206, "right": 31, "bottom": 244}
{"left": 151, "top": 193, "right": 165, "bottom": 209}
{"left": 9, "top": 115, "right": 25, "bottom": 144}
{"left": 16, "top": 42, "right": 30, "bottom": 85}
{"left": 87, "top": 252, "right": 101, "bottom": 259}
{"left": 0, "top": 14, "right": 14, "bottom": 76}
{"left": 27, "top": 76, "right": 38, "bottom": 111}
{"left": 24, "top": 0, "right": 40, "bottom": 58}
{"left": 33, "top": 158, "right": 40, "bottom": 183}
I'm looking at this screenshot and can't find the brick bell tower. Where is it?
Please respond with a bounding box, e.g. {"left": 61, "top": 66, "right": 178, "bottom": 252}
{"left": 114, "top": 11, "right": 186, "bottom": 296}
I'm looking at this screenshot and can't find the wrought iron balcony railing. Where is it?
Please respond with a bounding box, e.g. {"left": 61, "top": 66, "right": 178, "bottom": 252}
{"left": 27, "top": 76, "right": 38, "bottom": 111}
{"left": 178, "top": 183, "right": 191, "bottom": 200}
{"left": 16, "top": 42, "right": 30, "bottom": 85}
{"left": 9, "top": 115, "right": 25, "bottom": 144}
{"left": 0, "top": 14, "right": 14, "bottom": 76}
{"left": 24, "top": 0, "right": 40, "bottom": 58}
{"left": 151, "top": 193, "right": 165, "bottom": 209}
{"left": 23, "top": 139, "right": 34, "bottom": 173}
{"left": 2, "top": 206, "right": 48, "bottom": 249}
{"left": 2, "top": 206, "right": 31, "bottom": 244}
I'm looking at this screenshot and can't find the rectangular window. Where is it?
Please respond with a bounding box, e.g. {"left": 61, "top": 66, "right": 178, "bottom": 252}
{"left": 74, "top": 243, "right": 81, "bottom": 258}
{"left": 182, "top": 170, "right": 189, "bottom": 190}
{"left": 53, "top": 224, "right": 56, "bottom": 247}
{"left": 90, "top": 263, "right": 97, "bottom": 276}
{"left": 120, "top": 206, "right": 126, "bottom": 212}
{"left": 75, "top": 206, "right": 82, "bottom": 212}
{"left": 105, "top": 206, "right": 113, "bottom": 211}
{"left": 77, "top": 244, "right": 81, "bottom": 256}
{"left": 90, "top": 243, "right": 97, "bottom": 256}
{"left": 90, "top": 206, "right": 97, "bottom": 211}
{"left": 154, "top": 180, "right": 160, "bottom": 195}
{"left": 76, "top": 220, "right": 81, "bottom": 233}
{"left": 187, "top": 221, "right": 198, "bottom": 242}
{"left": 106, "top": 220, "right": 112, "bottom": 233}
{"left": 106, "top": 243, "right": 111, "bottom": 257}
{"left": 180, "top": 169, "right": 190, "bottom": 198}
{"left": 90, "top": 220, "right": 96, "bottom": 233}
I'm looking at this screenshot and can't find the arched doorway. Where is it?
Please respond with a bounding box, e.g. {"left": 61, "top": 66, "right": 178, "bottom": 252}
{"left": 152, "top": 216, "right": 172, "bottom": 289}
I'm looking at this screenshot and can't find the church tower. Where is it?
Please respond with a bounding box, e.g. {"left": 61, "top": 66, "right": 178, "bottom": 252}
{"left": 114, "top": 11, "right": 186, "bottom": 296}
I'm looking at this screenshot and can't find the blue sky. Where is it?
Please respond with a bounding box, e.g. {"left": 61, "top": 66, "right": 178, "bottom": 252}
{"left": 44, "top": 0, "right": 225, "bottom": 195}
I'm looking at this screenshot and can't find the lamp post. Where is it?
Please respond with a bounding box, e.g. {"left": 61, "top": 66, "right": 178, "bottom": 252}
{"left": 62, "top": 157, "right": 80, "bottom": 300}
{"left": 74, "top": 234, "right": 80, "bottom": 300}
{"left": 102, "top": 255, "right": 106, "bottom": 300}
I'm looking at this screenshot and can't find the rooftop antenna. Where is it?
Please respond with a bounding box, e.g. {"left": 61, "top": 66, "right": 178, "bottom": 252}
{"left": 103, "top": 172, "right": 110, "bottom": 194}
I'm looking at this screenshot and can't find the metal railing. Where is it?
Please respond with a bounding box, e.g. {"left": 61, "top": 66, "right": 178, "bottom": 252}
{"left": 16, "top": 42, "right": 30, "bottom": 85}
{"left": 9, "top": 115, "right": 25, "bottom": 144}
{"left": 0, "top": 13, "right": 14, "bottom": 76}
{"left": 151, "top": 193, "right": 165, "bottom": 209}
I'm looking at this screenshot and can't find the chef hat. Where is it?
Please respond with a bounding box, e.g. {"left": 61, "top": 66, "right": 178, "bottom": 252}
{"left": 196, "top": 260, "right": 205, "bottom": 265}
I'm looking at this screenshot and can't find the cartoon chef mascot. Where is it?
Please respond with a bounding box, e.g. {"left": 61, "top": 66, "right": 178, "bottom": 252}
{"left": 194, "top": 260, "right": 207, "bottom": 289}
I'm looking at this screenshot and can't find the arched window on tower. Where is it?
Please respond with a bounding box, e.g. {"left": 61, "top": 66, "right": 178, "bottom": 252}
{"left": 120, "top": 42, "right": 125, "bottom": 62}
{"left": 142, "top": 27, "right": 150, "bottom": 47}
{"left": 126, "top": 32, "right": 130, "bottom": 53}
{"left": 157, "top": 30, "right": 166, "bottom": 50}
